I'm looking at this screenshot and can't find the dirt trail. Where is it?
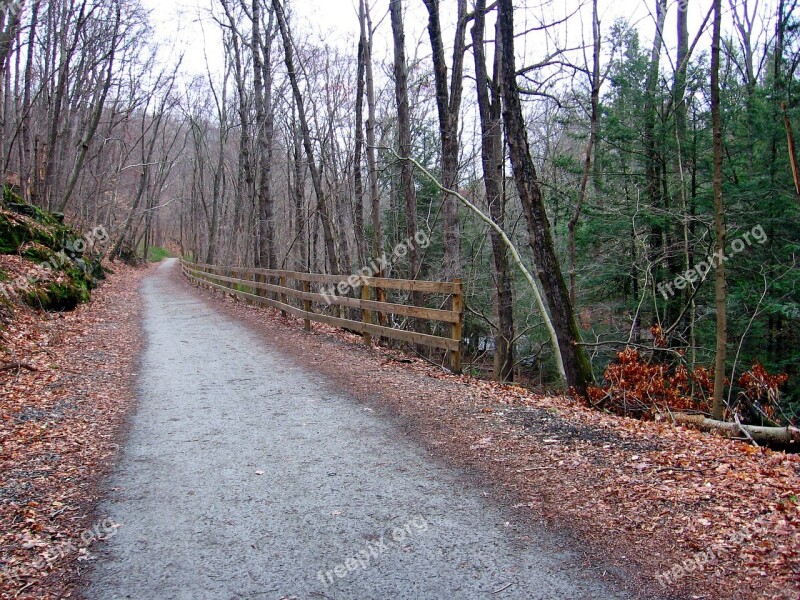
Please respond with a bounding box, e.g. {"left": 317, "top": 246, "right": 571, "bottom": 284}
{"left": 84, "top": 259, "right": 629, "bottom": 600}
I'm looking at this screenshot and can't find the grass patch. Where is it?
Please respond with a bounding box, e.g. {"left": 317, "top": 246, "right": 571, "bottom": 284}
{"left": 147, "top": 247, "right": 173, "bottom": 262}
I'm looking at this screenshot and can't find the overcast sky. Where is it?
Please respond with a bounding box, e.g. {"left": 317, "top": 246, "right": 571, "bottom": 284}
{"left": 139, "top": 0, "right": 779, "bottom": 89}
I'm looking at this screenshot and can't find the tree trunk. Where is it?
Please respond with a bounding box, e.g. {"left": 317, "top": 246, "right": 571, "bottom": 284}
{"left": 292, "top": 105, "right": 307, "bottom": 270}
{"left": 673, "top": 413, "right": 800, "bottom": 448}
{"left": 252, "top": 0, "right": 275, "bottom": 269}
{"left": 20, "top": 0, "right": 41, "bottom": 203}
{"left": 60, "top": 3, "right": 121, "bottom": 212}
{"left": 389, "top": 0, "right": 420, "bottom": 285}
{"left": 423, "top": 0, "right": 466, "bottom": 283}
{"left": 643, "top": 0, "right": 677, "bottom": 333}
{"left": 497, "top": 0, "right": 593, "bottom": 394}
{"left": 0, "top": 0, "right": 23, "bottom": 186}
{"left": 782, "top": 102, "right": 800, "bottom": 200}
{"left": 0, "top": 1, "right": 23, "bottom": 79}
{"left": 568, "top": 0, "right": 600, "bottom": 307}
{"left": 362, "top": 0, "right": 386, "bottom": 318}
{"left": 42, "top": 1, "right": 89, "bottom": 210}
{"left": 472, "top": 0, "right": 514, "bottom": 381}
{"left": 363, "top": 0, "right": 382, "bottom": 262}
{"left": 710, "top": 0, "right": 727, "bottom": 420}
{"left": 220, "top": 0, "right": 253, "bottom": 265}
{"left": 673, "top": 0, "right": 695, "bottom": 349}
{"left": 352, "top": 20, "right": 367, "bottom": 266}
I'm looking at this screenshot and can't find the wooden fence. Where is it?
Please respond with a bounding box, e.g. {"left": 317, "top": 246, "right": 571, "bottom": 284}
{"left": 180, "top": 260, "right": 463, "bottom": 372}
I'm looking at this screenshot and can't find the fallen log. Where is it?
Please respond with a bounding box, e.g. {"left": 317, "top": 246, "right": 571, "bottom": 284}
{"left": 673, "top": 413, "right": 800, "bottom": 447}
{"left": 0, "top": 361, "right": 38, "bottom": 372}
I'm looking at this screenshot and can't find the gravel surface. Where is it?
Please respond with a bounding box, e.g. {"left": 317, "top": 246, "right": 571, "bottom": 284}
{"left": 84, "top": 259, "right": 630, "bottom": 600}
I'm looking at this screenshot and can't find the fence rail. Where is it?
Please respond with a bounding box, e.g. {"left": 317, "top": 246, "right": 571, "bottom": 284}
{"left": 181, "top": 260, "right": 463, "bottom": 372}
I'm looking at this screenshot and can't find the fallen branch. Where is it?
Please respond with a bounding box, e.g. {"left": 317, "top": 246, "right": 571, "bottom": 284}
{"left": 0, "top": 361, "right": 38, "bottom": 373}
{"left": 385, "top": 353, "right": 414, "bottom": 364}
{"left": 734, "top": 413, "right": 760, "bottom": 448}
{"left": 491, "top": 582, "right": 514, "bottom": 594}
{"left": 673, "top": 413, "right": 800, "bottom": 447}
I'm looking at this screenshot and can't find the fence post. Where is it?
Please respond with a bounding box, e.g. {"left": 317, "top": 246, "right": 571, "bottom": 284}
{"left": 245, "top": 269, "right": 253, "bottom": 305}
{"left": 256, "top": 271, "right": 264, "bottom": 301}
{"left": 449, "top": 278, "right": 463, "bottom": 374}
{"left": 376, "top": 285, "right": 387, "bottom": 325}
{"left": 279, "top": 275, "right": 287, "bottom": 316}
{"left": 303, "top": 280, "right": 312, "bottom": 331}
{"left": 361, "top": 283, "right": 372, "bottom": 347}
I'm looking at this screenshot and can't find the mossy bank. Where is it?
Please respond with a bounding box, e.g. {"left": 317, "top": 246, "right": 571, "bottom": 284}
{"left": 0, "top": 187, "right": 107, "bottom": 311}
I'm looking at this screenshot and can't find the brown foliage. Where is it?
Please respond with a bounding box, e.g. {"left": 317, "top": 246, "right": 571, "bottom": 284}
{"left": 588, "top": 329, "right": 790, "bottom": 426}
{"left": 587, "top": 347, "right": 713, "bottom": 417}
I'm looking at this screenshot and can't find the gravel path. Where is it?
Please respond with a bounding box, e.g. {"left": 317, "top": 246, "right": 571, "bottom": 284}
{"left": 84, "top": 259, "right": 629, "bottom": 600}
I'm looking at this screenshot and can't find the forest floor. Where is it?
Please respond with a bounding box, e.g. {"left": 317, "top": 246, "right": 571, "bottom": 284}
{"left": 0, "top": 257, "right": 797, "bottom": 599}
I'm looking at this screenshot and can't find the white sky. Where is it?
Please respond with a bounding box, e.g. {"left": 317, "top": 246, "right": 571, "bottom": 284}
{"left": 140, "top": 0, "right": 779, "bottom": 91}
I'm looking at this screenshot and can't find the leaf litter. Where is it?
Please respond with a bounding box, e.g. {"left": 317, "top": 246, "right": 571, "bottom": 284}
{"left": 0, "top": 262, "right": 149, "bottom": 599}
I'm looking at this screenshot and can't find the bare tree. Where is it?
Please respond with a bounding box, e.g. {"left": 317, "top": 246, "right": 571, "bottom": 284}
{"left": 110, "top": 66, "right": 180, "bottom": 260}
{"left": 472, "top": 0, "right": 514, "bottom": 381}
{"left": 60, "top": 2, "right": 122, "bottom": 211}
{"left": 18, "top": 0, "right": 42, "bottom": 202}
{"left": 497, "top": 0, "right": 593, "bottom": 393}
{"left": 219, "top": 0, "right": 254, "bottom": 265}
{"left": 568, "top": 0, "right": 600, "bottom": 307}
{"left": 250, "top": 0, "right": 276, "bottom": 268}
{"left": 711, "top": 0, "right": 727, "bottom": 419}
{"left": 352, "top": 2, "right": 367, "bottom": 267}
{"left": 272, "top": 0, "right": 338, "bottom": 274}
{"left": 0, "top": 0, "right": 24, "bottom": 185}
{"left": 423, "top": 0, "right": 466, "bottom": 282}
{"left": 362, "top": 0, "right": 382, "bottom": 266}
{"left": 0, "top": 1, "right": 23, "bottom": 78}
{"left": 389, "top": 0, "right": 420, "bottom": 284}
